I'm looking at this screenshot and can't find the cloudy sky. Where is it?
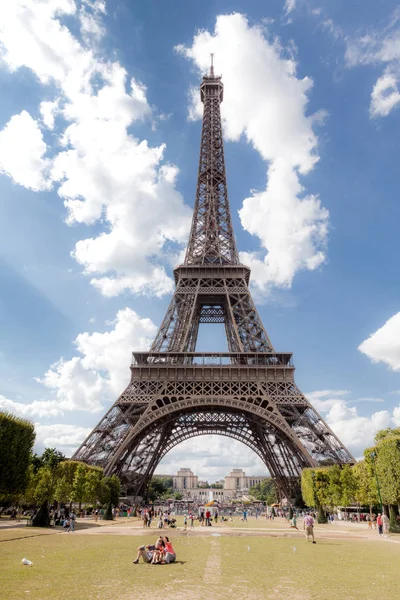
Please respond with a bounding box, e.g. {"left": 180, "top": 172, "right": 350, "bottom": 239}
{"left": 1, "top": 0, "right": 400, "bottom": 481}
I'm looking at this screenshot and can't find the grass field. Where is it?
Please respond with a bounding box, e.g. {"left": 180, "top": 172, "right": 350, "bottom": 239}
{"left": 1, "top": 521, "right": 399, "bottom": 600}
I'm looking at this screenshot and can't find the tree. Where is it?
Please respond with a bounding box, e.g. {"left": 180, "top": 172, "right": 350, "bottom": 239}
{"left": 174, "top": 492, "right": 183, "bottom": 500}
{"left": 249, "top": 478, "right": 276, "bottom": 504}
{"left": 374, "top": 435, "right": 400, "bottom": 532}
{"left": 147, "top": 477, "right": 167, "bottom": 501}
{"left": 352, "top": 460, "right": 378, "bottom": 510}
{"left": 33, "top": 468, "right": 53, "bottom": 505}
{"left": 40, "top": 448, "right": 65, "bottom": 470}
{"left": 326, "top": 465, "right": 342, "bottom": 509}
{"left": 70, "top": 464, "right": 88, "bottom": 509}
{"left": 301, "top": 468, "right": 328, "bottom": 523}
{"left": 84, "top": 469, "right": 102, "bottom": 506}
{"left": 301, "top": 469, "right": 317, "bottom": 508}
{"left": 99, "top": 475, "right": 121, "bottom": 510}
{"left": 0, "top": 412, "right": 35, "bottom": 501}
{"left": 54, "top": 476, "right": 72, "bottom": 505}
{"left": 374, "top": 428, "right": 400, "bottom": 443}
{"left": 53, "top": 460, "right": 81, "bottom": 505}
{"left": 101, "top": 475, "right": 121, "bottom": 521}
{"left": 340, "top": 464, "right": 356, "bottom": 507}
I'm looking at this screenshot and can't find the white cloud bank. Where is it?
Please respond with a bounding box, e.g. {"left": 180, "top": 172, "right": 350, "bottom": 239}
{"left": 0, "top": 0, "right": 191, "bottom": 297}
{"left": 0, "top": 308, "right": 156, "bottom": 418}
{"left": 345, "top": 9, "right": 400, "bottom": 117}
{"left": 176, "top": 13, "right": 328, "bottom": 295}
{"left": 34, "top": 423, "right": 93, "bottom": 456}
{"left": 358, "top": 312, "right": 400, "bottom": 371}
{"left": 306, "top": 389, "right": 400, "bottom": 457}
{"left": 158, "top": 436, "right": 267, "bottom": 482}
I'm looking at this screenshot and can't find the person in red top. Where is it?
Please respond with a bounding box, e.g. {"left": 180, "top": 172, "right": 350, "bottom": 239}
{"left": 205, "top": 510, "right": 211, "bottom": 526}
{"left": 376, "top": 513, "right": 383, "bottom": 536}
{"left": 163, "top": 536, "right": 176, "bottom": 564}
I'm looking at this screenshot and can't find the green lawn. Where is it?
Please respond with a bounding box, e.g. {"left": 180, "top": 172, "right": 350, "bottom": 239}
{"left": 1, "top": 526, "right": 399, "bottom": 599}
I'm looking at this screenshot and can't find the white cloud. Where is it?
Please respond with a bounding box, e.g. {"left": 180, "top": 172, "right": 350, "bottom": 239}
{"left": 176, "top": 13, "right": 328, "bottom": 294}
{"left": 326, "top": 401, "right": 395, "bottom": 457}
{"left": 370, "top": 70, "right": 400, "bottom": 117}
{"left": 0, "top": 0, "right": 191, "bottom": 297}
{"left": 345, "top": 9, "right": 400, "bottom": 117}
{"left": 39, "top": 100, "right": 59, "bottom": 130}
{"left": 0, "top": 308, "right": 156, "bottom": 419}
{"left": 358, "top": 312, "right": 400, "bottom": 371}
{"left": 158, "top": 435, "right": 266, "bottom": 481}
{"left": 305, "top": 389, "right": 350, "bottom": 412}
{"left": 34, "top": 423, "right": 92, "bottom": 456}
{"left": 393, "top": 406, "right": 400, "bottom": 426}
{"left": 0, "top": 394, "right": 63, "bottom": 418}
{"left": 0, "top": 111, "right": 50, "bottom": 190}
{"left": 284, "top": 0, "right": 296, "bottom": 16}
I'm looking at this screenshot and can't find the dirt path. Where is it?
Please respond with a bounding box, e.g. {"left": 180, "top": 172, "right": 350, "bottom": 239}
{"left": 203, "top": 537, "right": 222, "bottom": 584}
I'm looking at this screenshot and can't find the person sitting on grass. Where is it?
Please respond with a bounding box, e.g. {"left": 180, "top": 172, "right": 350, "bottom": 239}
{"left": 133, "top": 541, "right": 158, "bottom": 564}
{"left": 151, "top": 538, "right": 166, "bottom": 564}
{"left": 133, "top": 536, "right": 176, "bottom": 565}
{"left": 163, "top": 536, "right": 176, "bottom": 564}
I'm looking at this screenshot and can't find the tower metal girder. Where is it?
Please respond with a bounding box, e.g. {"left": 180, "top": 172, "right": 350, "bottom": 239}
{"left": 73, "top": 63, "right": 355, "bottom": 500}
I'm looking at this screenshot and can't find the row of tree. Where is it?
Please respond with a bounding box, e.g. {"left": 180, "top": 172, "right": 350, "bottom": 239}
{"left": 0, "top": 412, "right": 120, "bottom": 525}
{"left": 301, "top": 427, "right": 400, "bottom": 532}
{"left": 25, "top": 448, "right": 120, "bottom": 510}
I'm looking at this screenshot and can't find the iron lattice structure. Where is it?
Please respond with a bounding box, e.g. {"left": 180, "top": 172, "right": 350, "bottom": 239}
{"left": 73, "top": 64, "right": 354, "bottom": 500}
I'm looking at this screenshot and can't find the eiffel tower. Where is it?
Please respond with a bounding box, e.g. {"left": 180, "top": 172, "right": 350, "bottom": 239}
{"left": 73, "top": 60, "right": 354, "bottom": 500}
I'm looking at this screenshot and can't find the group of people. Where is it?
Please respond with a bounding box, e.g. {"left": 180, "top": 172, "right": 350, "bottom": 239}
{"left": 375, "top": 513, "right": 390, "bottom": 536}
{"left": 133, "top": 536, "right": 176, "bottom": 565}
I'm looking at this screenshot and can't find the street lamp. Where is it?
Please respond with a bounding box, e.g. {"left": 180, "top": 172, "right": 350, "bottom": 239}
{"left": 370, "top": 451, "right": 383, "bottom": 513}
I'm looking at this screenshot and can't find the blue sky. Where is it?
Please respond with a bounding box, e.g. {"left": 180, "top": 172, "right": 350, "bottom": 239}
{"left": 1, "top": 0, "right": 400, "bottom": 480}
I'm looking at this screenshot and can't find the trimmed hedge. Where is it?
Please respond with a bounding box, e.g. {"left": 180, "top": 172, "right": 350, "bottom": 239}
{"left": 0, "top": 412, "right": 35, "bottom": 499}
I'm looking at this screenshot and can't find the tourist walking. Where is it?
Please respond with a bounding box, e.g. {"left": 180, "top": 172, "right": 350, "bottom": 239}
{"left": 290, "top": 515, "right": 298, "bottom": 530}
{"left": 68, "top": 511, "right": 76, "bottom": 533}
{"left": 376, "top": 513, "right": 383, "bottom": 536}
{"left": 382, "top": 513, "right": 389, "bottom": 537}
{"left": 303, "top": 512, "right": 316, "bottom": 543}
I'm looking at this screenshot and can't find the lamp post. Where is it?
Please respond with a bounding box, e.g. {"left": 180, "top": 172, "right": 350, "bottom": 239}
{"left": 370, "top": 451, "right": 383, "bottom": 513}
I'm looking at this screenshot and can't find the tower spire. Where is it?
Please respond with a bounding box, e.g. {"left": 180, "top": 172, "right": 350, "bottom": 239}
{"left": 184, "top": 66, "right": 238, "bottom": 265}
{"left": 210, "top": 53, "right": 214, "bottom": 77}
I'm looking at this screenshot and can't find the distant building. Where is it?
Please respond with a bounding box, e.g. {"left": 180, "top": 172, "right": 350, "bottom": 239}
{"left": 173, "top": 468, "right": 198, "bottom": 490}
{"left": 224, "top": 469, "right": 267, "bottom": 492}
{"left": 153, "top": 467, "right": 269, "bottom": 502}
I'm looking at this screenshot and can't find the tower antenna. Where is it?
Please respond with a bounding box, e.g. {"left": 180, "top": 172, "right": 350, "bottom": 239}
{"left": 210, "top": 53, "right": 214, "bottom": 77}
